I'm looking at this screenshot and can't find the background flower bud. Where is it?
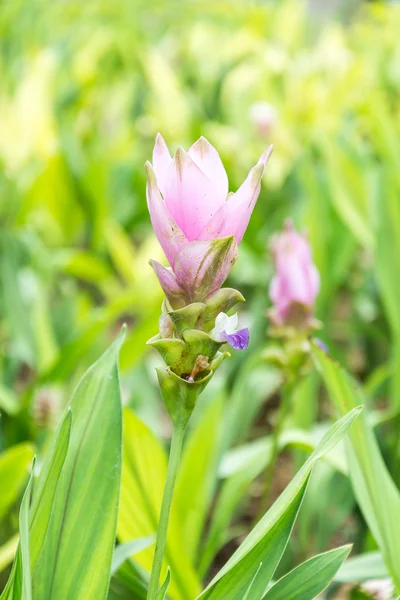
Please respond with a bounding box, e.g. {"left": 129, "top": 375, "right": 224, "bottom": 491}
{"left": 269, "top": 221, "right": 320, "bottom": 327}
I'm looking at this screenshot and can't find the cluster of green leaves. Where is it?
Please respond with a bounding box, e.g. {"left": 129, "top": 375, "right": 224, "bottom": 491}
{"left": 2, "top": 331, "right": 363, "bottom": 600}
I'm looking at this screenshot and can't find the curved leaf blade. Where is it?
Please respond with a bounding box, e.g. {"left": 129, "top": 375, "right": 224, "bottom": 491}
{"left": 196, "top": 407, "right": 361, "bottom": 600}
{"left": 262, "top": 545, "right": 351, "bottom": 600}
{"left": 32, "top": 331, "right": 125, "bottom": 599}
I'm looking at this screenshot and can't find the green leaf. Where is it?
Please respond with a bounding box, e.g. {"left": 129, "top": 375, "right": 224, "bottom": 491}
{"left": 2, "top": 462, "right": 35, "bottom": 600}
{"left": 109, "top": 558, "right": 149, "bottom": 600}
{"left": 242, "top": 563, "right": 263, "bottom": 600}
{"left": 156, "top": 568, "right": 171, "bottom": 600}
{"left": 262, "top": 545, "right": 351, "bottom": 600}
{"left": 335, "top": 551, "right": 389, "bottom": 584}
{"left": 1, "top": 412, "right": 71, "bottom": 599}
{"left": 0, "top": 384, "right": 20, "bottom": 415}
{"left": 198, "top": 478, "right": 308, "bottom": 599}
{"left": 199, "top": 456, "right": 263, "bottom": 578}
{"left": 196, "top": 408, "right": 361, "bottom": 599}
{"left": 30, "top": 409, "right": 72, "bottom": 567}
{"left": 0, "top": 536, "right": 19, "bottom": 575}
{"left": 31, "top": 331, "right": 125, "bottom": 599}
{"left": 117, "top": 409, "right": 201, "bottom": 600}
{"left": 17, "top": 461, "right": 34, "bottom": 600}
{"left": 313, "top": 344, "right": 400, "bottom": 593}
{"left": 0, "top": 443, "right": 35, "bottom": 522}
{"left": 111, "top": 537, "right": 155, "bottom": 575}
{"left": 174, "top": 396, "right": 223, "bottom": 563}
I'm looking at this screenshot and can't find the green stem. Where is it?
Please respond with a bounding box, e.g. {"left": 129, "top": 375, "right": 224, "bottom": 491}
{"left": 147, "top": 420, "right": 186, "bottom": 600}
{"left": 257, "top": 382, "right": 293, "bottom": 521}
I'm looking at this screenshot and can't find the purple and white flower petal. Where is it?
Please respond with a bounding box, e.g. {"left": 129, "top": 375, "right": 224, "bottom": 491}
{"left": 210, "top": 312, "right": 250, "bottom": 350}
{"left": 223, "top": 328, "right": 250, "bottom": 350}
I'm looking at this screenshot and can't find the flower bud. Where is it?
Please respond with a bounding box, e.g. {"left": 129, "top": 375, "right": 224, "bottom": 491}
{"left": 269, "top": 221, "right": 320, "bottom": 328}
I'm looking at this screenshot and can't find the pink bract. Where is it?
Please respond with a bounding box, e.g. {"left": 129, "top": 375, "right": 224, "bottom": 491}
{"left": 146, "top": 134, "right": 272, "bottom": 304}
{"left": 269, "top": 221, "right": 320, "bottom": 325}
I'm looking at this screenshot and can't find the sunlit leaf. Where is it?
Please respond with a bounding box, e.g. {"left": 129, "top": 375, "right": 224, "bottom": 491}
{"left": 262, "top": 545, "right": 351, "bottom": 600}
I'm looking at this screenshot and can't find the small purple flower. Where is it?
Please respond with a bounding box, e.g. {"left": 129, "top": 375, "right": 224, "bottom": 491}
{"left": 224, "top": 328, "right": 250, "bottom": 350}
{"left": 314, "top": 338, "right": 328, "bottom": 354}
{"left": 210, "top": 313, "right": 250, "bottom": 351}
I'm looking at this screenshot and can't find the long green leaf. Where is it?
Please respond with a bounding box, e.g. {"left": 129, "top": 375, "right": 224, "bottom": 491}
{"left": 17, "top": 461, "right": 34, "bottom": 600}
{"left": 117, "top": 409, "right": 200, "bottom": 600}
{"left": 262, "top": 545, "right": 351, "bottom": 600}
{"left": 3, "top": 462, "right": 35, "bottom": 600}
{"left": 196, "top": 407, "right": 361, "bottom": 599}
{"left": 156, "top": 568, "right": 171, "bottom": 600}
{"left": 31, "top": 331, "right": 125, "bottom": 599}
{"left": 0, "top": 444, "right": 35, "bottom": 521}
{"left": 111, "top": 538, "right": 155, "bottom": 576}
{"left": 0, "top": 413, "right": 71, "bottom": 600}
{"left": 199, "top": 480, "right": 308, "bottom": 599}
{"left": 313, "top": 344, "right": 400, "bottom": 593}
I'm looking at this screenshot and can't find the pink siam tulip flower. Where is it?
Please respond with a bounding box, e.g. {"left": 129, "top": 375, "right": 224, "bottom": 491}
{"left": 146, "top": 134, "right": 272, "bottom": 305}
{"left": 269, "top": 221, "right": 320, "bottom": 326}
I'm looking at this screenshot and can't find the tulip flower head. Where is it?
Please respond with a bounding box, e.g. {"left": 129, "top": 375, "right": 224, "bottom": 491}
{"left": 269, "top": 221, "right": 320, "bottom": 328}
{"left": 146, "top": 134, "right": 272, "bottom": 306}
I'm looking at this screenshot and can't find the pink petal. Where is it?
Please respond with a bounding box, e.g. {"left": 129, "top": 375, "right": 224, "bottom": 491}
{"left": 198, "top": 146, "right": 273, "bottom": 244}
{"left": 163, "top": 147, "right": 226, "bottom": 242}
{"left": 150, "top": 260, "right": 186, "bottom": 306}
{"left": 272, "top": 224, "right": 312, "bottom": 267}
{"left": 145, "top": 161, "right": 187, "bottom": 268}
{"left": 308, "top": 264, "right": 320, "bottom": 298}
{"left": 174, "top": 237, "right": 238, "bottom": 301}
{"left": 188, "top": 136, "right": 229, "bottom": 199}
{"left": 152, "top": 133, "right": 172, "bottom": 197}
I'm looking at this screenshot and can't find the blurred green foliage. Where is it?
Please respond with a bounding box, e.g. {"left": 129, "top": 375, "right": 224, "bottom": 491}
{"left": 1, "top": 0, "right": 400, "bottom": 596}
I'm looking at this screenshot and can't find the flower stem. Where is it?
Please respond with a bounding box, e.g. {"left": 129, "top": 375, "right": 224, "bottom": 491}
{"left": 257, "top": 382, "right": 293, "bottom": 521}
{"left": 147, "top": 419, "right": 186, "bottom": 600}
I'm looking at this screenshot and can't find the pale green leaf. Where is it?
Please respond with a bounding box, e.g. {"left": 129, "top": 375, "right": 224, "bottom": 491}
{"left": 197, "top": 480, "right": 308, "bottom": 600}
{"left": 0, "top": 413, "right": 71, "bottom": 599}
{"left": 111, "top": 537, "right": 155, "bottom": 575}
{"left": 197, "top": 408, "right": 361, "bottom": 599}
{"left": 32, "top": 331, "right": 125, "bottom": 599}
{"left": 335, "top": 551, "right": 389, "bottom": 584}
{"left": 0, "top": 444, "right": 35, "bottom": 521}
{"left": 262, "top": 545, "right": 351, "bottom": 600}
{"left": 313, "top": 344, "right": 400, "bottom": 592}
{"left": 156, "top": 567, "right": 171, "bottom": 600}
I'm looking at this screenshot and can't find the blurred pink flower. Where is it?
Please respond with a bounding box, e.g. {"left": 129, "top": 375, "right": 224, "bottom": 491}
{"left": 269, "top": 221, "right": 320, "bottom": 326}
{"left": 146, "top": 134, "right": 272, "bottom": 304}
{"left": 361, "top": 578, "right": 394, "bottom": 600}
{"left": 249, "top": 102, "right": 278, "bottom": 137}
